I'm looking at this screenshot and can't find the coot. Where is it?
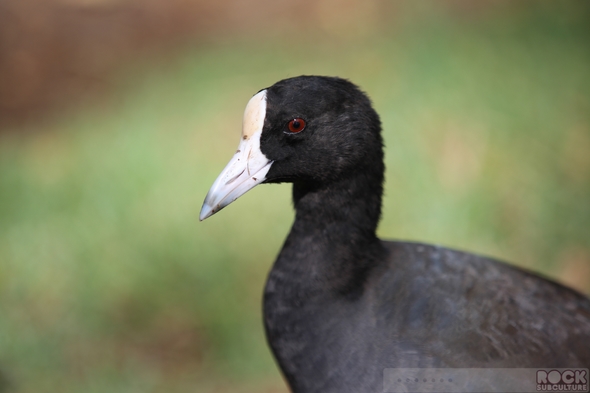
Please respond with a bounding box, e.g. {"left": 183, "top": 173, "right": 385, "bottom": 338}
{"left": 200, "top": 76, "right": 590, "bottom": 393}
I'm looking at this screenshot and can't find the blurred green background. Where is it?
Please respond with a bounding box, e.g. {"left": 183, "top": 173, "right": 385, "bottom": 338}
{"left": 0, "top": 1, "right": 589, "bottom": 392}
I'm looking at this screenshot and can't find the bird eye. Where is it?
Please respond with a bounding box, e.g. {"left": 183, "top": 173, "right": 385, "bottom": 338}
{"left": 287, "top": 118, "right": 306, "bottom": 133}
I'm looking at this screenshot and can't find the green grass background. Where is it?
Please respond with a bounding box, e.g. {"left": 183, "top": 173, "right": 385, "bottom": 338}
{"left": 0, "top": 2, "right": 589, "bottom": 392}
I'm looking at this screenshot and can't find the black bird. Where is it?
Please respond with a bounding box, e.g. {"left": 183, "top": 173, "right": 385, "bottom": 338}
{"left": 200, "top": 76, "right": 590, "bottom": 393}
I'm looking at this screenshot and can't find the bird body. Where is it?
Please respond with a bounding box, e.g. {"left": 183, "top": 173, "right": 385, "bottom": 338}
{"left": 200, "top": 76, "right": 590, "bottom": 393}
{"left": 267, "top": 240, "right": 590, "bottom": 391}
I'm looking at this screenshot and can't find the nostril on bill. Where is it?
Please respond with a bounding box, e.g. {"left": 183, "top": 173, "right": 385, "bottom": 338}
{"left": 225, "top": 168, "right": 245, "bottom": 185}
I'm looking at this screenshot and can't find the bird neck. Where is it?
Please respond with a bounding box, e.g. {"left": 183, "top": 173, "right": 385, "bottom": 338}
{"left": 263, "top": 161, "right": 386, "bottom": 389}
{"left": 292, "top": 173, "right": 383, "bottom": 244}
{"left": 272, "top": 167, "right": 385, "bottom": 297}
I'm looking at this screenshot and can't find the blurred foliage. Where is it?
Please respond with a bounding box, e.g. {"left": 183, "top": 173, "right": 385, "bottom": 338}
{"left": 0, "top": 1, "right": 589, "bottom": 392}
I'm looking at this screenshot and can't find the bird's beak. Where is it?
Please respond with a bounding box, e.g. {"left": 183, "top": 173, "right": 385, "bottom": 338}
{"left": 200, "top": 90, "right": 272, "bottom": 221}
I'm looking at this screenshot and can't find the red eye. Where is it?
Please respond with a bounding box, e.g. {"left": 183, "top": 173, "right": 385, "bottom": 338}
{"left": 288, "top": 118, "right": 306, "bottom": 133}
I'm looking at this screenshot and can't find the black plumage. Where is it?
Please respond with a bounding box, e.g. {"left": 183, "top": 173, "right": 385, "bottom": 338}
{"left": 201, "top": 76, "right": 590, "bottom": 393}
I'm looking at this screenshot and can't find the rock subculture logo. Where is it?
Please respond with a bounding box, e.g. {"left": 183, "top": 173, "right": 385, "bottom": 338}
{"left": 537, "top": 369, "right": 588, "bottom": 392}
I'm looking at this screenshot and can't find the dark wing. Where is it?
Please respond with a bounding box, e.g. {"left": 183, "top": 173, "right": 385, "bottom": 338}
{"left": 375, "top": 240, "right": 590, "bottom": 367}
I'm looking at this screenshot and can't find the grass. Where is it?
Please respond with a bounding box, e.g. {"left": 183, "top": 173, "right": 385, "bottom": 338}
{"left": 0, "top": 3, "right": 589, "bottom": 392}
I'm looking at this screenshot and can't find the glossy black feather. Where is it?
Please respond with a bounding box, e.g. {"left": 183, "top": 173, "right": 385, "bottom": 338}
{"left": 250, "top": 76, "right": 590, "bottom": 392}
